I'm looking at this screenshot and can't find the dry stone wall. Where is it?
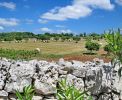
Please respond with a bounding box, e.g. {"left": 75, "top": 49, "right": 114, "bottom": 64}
{"left": 0, "top": 58, "right": 122, "bottom": 100}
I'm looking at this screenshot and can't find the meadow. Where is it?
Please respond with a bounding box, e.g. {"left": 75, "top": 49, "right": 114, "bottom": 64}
{"left": 0, "top": 38, "right": 108, "bottom": 61}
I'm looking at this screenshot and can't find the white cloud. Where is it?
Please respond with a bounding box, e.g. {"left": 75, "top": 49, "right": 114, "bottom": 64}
{"left": 0, "top": 2, "right": 16, "bottom": 10}
{"left": 0, "top": 26, "right": 4, "bottom": 30}
{"left": 73, "top": 0, "right": 114, "bottom": 10}
{"left": 115, "top": 0, "right": 122, "bottom": 5}
{"left": 41, "top": 0, "right": 114, "bottom": 21}
{"left": 40, "top": 27, "right": 52, "bottom": 32}
{"left": 58, "top": 29, "right": 72, "bottom": 33}
{"left": 40, "top": 27, "right": 72, "bottom": 33}
{"left": 38, "top": 19, "right": 48, "bottom": 24}
{"left": 0, "top": 18, "right": 19, "bottom": 26}
{"left": 55, "top": 25, "right": 65, "bottom": 28}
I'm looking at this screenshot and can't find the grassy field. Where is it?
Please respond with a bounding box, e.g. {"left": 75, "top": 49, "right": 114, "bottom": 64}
{"left": 0, "top": 39, "right": 106, "bottom": 54}
{"left": 0, "top": 39, "right": 109, "bottom": 61}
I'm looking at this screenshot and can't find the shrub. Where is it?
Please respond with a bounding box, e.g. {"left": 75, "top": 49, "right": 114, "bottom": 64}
{"left": 15, "top": 37, "right": 23, "bottom": 41}
{"left": 4, "top": 37, "right": 14, "bottom": 42}
{"left": 85, "top": 41, "right": 100, "bottom": 53}
{"left": 73, "top": 36, "right": 81, "bottom": 43}
{"left": 105, "top": 29, "right": 122, "bottom": 77}
{"left": 57, "top": 79, "right": 92, "bottom": 100}
{"left": 0, "top": 49, "right": 40, "bottom": 60}
{"left": 54, "top": 36, "right": 59, "bottom": 41}
{"left": 16, "top": 85, "right": 35, "bottom": 100}
{"left": 61, "top": 36, "right": 67, "bottom": 42}
{"left": 104, "top": 44, "right": 112, "bottom": 55}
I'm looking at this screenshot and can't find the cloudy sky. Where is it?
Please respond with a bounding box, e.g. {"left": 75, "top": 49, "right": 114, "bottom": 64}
{"left": 0, "top": 0, "right": 122, "bottom": 34}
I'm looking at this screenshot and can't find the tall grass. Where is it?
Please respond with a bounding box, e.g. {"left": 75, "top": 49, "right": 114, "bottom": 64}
{"left": 0, "top": 48, "right": 40, "bottom": 60}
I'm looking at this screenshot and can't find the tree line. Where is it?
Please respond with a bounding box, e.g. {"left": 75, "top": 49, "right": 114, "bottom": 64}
{"left": 0, "top": 32, "right": 104, "bottom": 43}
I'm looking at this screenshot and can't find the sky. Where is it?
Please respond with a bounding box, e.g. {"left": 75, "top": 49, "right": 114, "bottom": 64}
{"left": 0, "top": 0, "right": 122, "bottom": 34}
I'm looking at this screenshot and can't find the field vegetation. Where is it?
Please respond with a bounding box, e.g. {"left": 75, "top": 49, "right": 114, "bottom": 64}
{"left": 0, "top": 31, "right": 108, "bottom": 61}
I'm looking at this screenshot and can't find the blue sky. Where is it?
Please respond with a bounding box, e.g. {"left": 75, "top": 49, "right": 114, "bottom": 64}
{"left": 0, "top": 0, "right": 122, "bottom": 34}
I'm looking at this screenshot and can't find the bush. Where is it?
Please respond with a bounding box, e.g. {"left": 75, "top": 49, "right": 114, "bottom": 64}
{"left": 105, "top": 29, "right": 122, "bottom": 77}
{"left": 16, "top": 85, "right": 35, "bottom": 100}
{"left": 57, "top": 79, "right": 93, "bottom": 100}
{"left": 104, "top": 44, "right": 112, "bottom": 55}
{"left": 0, "top": 49, "right": 40, "bottom": 60}
{"left": 73, "top": 36, "right": 81, "bottom": 43}
{"left": 61, "top": 36, "right": 67, "bottom": 42}
{"left": 4, "top": 37, "right": 14, "bottom": 42}
{"left": 85, "top": 41, "right": 100, "bottom": 53}
{"left": 15, "top": 37, "right": 23, "bottom": 41}
{"left": 54, "top": 36, "right": 59, "bottom": 41}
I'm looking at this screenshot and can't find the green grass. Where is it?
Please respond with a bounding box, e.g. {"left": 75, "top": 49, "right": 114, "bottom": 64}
{"left": 0, "top": 48, "right": 40, "bottom": 60}
{"left": 0, "top": 41, "right": 85, "bottom": 54}
{"left": 0, "top": 39, "right": 107, "bottom": 60}
{"left": 0, "top": 39, "right": 106, "bottom": 53}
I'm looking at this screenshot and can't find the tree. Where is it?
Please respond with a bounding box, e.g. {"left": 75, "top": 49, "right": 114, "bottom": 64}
{"left": 88, "top": 33, "right": 102, "bottom": 41}
{"left": 37, "top": 35, "right": 51, "bottom": 42}
{"left": 83, "top": 32, "right": 87, "bottom": 37}
{"left": 85, "top": 41, "right": 100, "bottom": 54}
{"left": 73, "top": 36, "right": 81, "bottom": 43}
{"left": 44, "top": 35, "right": 50, "bottom": 42}
{"left": 15, "top": 37, "right": 22, "bottom": 42}
{"left": 61, "top": 36, "right": 67, "bottom": 42}
{"left": 54, "top": 36, "right": 59, "bottom": 41}
{"left": 79, "top": 33, "right": 83, "bottom": 37}
{"left": 4, "top": 37, "right": 14, "bottom": 43}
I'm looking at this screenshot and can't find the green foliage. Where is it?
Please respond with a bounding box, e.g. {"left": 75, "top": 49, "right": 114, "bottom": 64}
{"left": 54, "top": 36, "right": 59, "bottom": 41}
{"left": 85, "top": 41, "right": 100, "bottom": 53}
{"left": 36, "top": 34, "right": 50, "bottom": 42}
{"left": 57, "top": 79, "right": 92, "bottom": 100}
{"left": 85, "top": 36, "right": 92, "bottom": 42}
{"left": 4, "top": 37, "right": 14, "bottom": 42}
{"left": 61, "top": 36, "right": 67, "bottom": 42}
{"left": 89, "top": 33, "right": 101, "bottom": 40}
{"left": 105, "top": 29, "right": 122, "bottom": 58}
{"left": 0, "top": 32, "right": 104, "bottom": 43}
{"left": 0, "top": 49, "right": 40, "bottom": 60}
{"left": 105, "top": 29, "right": 122, "bottom": 77}
{"left": 15, "top": 36, "right": 23, "bottom": 41}
{"left": 16, "top": 85, "right": 35, "bottom": 100}
{"left": 73, "top": 36, "right": 81, "bottom": 43}
{"left": 0, "top": 32, "right": 35, "bottom": 41}
{"left": 104, "top": 44, "right": 112, "bottom": 54}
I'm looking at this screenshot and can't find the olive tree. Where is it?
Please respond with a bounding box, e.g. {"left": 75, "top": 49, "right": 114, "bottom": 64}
{"left": 54, "top": 36, "right": 59, "bottom": 41}
{"left": 4, "top": 37, "right": 14, "bottom": 43}
{"left": 85, "top": 41, "right": 100, "bottom": 54}
{"left": 73, "top": 36, "right": 81, "bottom": 43}
{"left": 15, "top": 37, "right": 22, "bottom": 42}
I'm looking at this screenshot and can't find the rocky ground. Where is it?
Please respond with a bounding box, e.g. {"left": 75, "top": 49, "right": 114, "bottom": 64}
{"left": 0, "top": 57, "right": 122, "bottom": 100}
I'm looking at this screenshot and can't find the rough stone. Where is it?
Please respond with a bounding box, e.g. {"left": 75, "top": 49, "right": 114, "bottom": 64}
{"left": 0, "top": 58, "right": 122, "bottom": 99}
{"left": 34, "top": 79, "right": 57, "bottom": 95}
{"left": 32, "top": 95, "right": 43, "bottom": 100}
{"left": 0, "top": 90, "right": 8, "bottom": 97}
{"left": 4, "top": 62, "right": 34, "bottom": 93}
